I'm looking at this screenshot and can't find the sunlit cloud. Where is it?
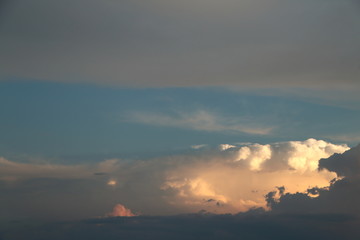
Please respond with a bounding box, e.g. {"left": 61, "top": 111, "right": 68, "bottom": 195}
{"left": 160, "top": 139, "right": 348, "bottom": 213}
{"left": 0, "top": 157, "right": 91, "bottom": 181}
{"left": 219, "top": 144, "right": 236, "bottom": 151}
{"left": 191, "top": 144, "right": 208, "bottom": 150}
{"left": 106, "top": 204, "right": 136, "bottom": 217}
{"left": 0, "top": 139, "right": 349, "bottom": 219}
{"left": 267, "top": 144, "right": 360, "bottom": 217}
{"left": 107, "top": 179, "right": 117, "bottom": 186}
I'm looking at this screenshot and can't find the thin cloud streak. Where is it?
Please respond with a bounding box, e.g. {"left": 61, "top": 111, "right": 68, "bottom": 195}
{"left": 126, "top": 111, "right": 273, "bottom": 135}
{"left": 325, "top": 135, "right": 360, "bottom": 144}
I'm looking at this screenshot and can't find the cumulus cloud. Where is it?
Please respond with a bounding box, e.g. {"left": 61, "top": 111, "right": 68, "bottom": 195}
{"left": 0, "top": 139, "right": 349, "bottom": 220}
{"left": 326, "top": 135, "right": 360, "bottom": 143}
{"left": 106, "top": 204, "right": 136, "bottom": 217}
{"left": 127, "top": 110, "right": 273, "bottom": 135}
{"left": 218, "top": 144, "right": 236, "bottom": 151}
{"left": 266, "top": 144, "right": 360, "bottom": 217}
{"left": 161, "top": 139, "right": 348, "bottom": 213}
{"left": 319, "top": 144, "right": 360, "bottom": 177}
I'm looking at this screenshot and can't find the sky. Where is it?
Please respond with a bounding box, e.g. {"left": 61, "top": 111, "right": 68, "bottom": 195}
{"left": 1, "top": 0, "right": 360, "bottom": 239}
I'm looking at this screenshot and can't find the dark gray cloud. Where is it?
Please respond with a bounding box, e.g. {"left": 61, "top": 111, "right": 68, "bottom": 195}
{"left": 0, "top": 0, "right": 359, "bottom": 90}
{"left": 1, "top": 211, "right": 359, "bottom": 240}
{"left": 319, "top": 144, "right": 360, "bottom": 177}
{"left": 267, "top": 144, "right": 360, "bottom": 216}
{"left": 267, "top": 177, "right": 360, "bottom": 216}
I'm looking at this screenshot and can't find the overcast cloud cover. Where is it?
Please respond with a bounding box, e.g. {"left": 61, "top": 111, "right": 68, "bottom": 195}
{"left": 1, "top": 0, "right": 359, "bottom": 91}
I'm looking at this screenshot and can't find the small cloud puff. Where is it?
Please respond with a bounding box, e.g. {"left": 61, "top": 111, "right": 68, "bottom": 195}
{"left": 106, "top": 204, "right": 136, "bottom": 217}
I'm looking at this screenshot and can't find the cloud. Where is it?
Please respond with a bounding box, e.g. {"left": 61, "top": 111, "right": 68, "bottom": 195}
{"left": 106, "top": 204, "right": 136, "bottom": 217}
{"left": 266, "top": 144, "right": 360, "bottom": 217}
{"left": 325, "top": 135, "right": 360, "bottom": 144}
{"left": 218, "top": 144, "right": 236, "bottom": 151}
{"left": 161, "top": 139, "right": 348, "bottom": 213}
{"left": 2, "top": 212, "right": 360, "bottom": 240}
{"left": 107, "top": 179, "right": 117, "bottom": 186}
{"left": 0, "top": 157, "right": 91, "bottom": 181}
{"left": 319, "top": 144, "right": 360, "bottom": 177}
{"left": 126, "top": 110, "right": 273, "bottom": 135}
{"left": 0, "top": 139, "right": 349, "bottom": 220}
{"left": 0, "top": 0, "right": 359, "bottom": 92}
{"left": 191, "top": 144, "right": 208, "bottom": 150}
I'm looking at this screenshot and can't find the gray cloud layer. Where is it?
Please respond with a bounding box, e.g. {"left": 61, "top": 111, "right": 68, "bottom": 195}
{"left": 0, "top": 0, "right": 359, "bottom": 89}
{"left": 2, "top": 212, "right": 359, "bottom": 240}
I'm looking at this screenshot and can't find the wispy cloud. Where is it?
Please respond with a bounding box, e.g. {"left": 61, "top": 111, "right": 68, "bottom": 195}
{"left": 126, "top": 110, "right": 273, "bottom": 135}
{"left": 325, "top": 135, "right": 360, "bottom": 144}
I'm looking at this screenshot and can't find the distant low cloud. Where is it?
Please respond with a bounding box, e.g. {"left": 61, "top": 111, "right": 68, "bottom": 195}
{"left": 106, "top": 204, "right": 136, "bottom": 217}
{"left": 127, "top": 110, "right": 273, "bottom": 135}
{"left": 0, "top": 139, "right": 348, "bottom": 220}
{"left": 4, "top": 211, "right": 360, "bottom": 240}
{"left": 0, "top": 157, "right": 90, "bottom": 181}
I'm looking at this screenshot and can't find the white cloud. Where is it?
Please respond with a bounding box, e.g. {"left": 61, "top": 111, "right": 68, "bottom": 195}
{"left": 219, "top": 144, "right": 236, "bottom": 151}
{"left": 191, "top": 144, "right": 208, "bottom": 150}
{"left": 161, "top": 139, "right": 348, "bottom": 213}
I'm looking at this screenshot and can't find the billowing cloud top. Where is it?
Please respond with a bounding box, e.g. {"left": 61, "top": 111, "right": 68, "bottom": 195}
{"left": 319, "top": 144, "right": 360, "bottom": 177}
{"left": 0, "top": 139, "right": 349, "bottom": 220}
{"left": 106, "top": 204, "right": 136, "bottom": 217}
{"left": 266, "top": 144, "right": 360, "bottom": 218}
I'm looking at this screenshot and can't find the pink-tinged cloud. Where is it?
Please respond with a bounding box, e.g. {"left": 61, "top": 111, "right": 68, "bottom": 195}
{"left": 107, "top": 204, "right": 136, "bottom": 217}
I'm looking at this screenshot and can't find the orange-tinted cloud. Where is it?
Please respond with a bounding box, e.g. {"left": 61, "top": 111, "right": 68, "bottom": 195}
{"left": 107, "top": 204, "right": 136, "bottom": 217}
{"left": 161, "top": 139, "right": 348, "bottom": 213}
{"left": 0, "top": 139, "right": 350, "bottom": 219}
